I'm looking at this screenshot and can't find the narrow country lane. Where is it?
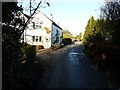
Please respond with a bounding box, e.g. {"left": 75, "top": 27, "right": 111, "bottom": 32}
{"left": 36, "top": 43, "right": 113, "bottom": 88}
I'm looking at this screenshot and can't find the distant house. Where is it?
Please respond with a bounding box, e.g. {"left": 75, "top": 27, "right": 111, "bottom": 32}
{"left": 23, "top": 11, "right": 63, "bottom": 49}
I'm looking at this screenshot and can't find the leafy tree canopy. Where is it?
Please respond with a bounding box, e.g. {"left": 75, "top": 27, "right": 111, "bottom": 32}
{"left": 62, "top": 29, "right": 73, "bottom": 39}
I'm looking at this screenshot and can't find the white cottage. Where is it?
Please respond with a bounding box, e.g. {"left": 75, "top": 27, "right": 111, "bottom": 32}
{"left": 23, "top": 11, "right": 62, "bottom": 49}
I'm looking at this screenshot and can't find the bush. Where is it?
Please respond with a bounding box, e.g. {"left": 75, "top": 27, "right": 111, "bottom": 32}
{"left": 35, "top": 45, "right": 44, "bottom": 52}
{"left": 83, "top": 43, "right": 120, "bottom": 86}
{"left": 52, "top": 44, "right": 61, "bottom": 50}
{"left": 21, "top": 44, "right": 36, "bottom": 65}
{"left": 62, "top": 38, "right": 72, "bottom": 45}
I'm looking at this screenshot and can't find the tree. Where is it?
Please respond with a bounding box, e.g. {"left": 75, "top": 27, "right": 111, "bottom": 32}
{"left": 83, "top": 16, "right": 96, "bottom": 43}
{"left": 2, "top": 2, "right": 26, "bottom": 88}
{"left": 77, "top": 32, "right": 82, "bottom": 41}
{"left": 2, "top": 2, "right": 24, "bottom": 73}
{"left": 83, "top": 15, "right": 115, "bottom": 44}
{"left": 62, "top": 29, "right": 73, "bottom": 39}
{"left": 2, "top": 1, "right": 49, "bottom": 88}
{"left": 100, "top": 0, "right": 120, "bottom": 45}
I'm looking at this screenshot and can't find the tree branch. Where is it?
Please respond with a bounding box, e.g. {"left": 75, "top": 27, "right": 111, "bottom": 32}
{"left": 23, "top": 0, "right": 42, "bottom": 31}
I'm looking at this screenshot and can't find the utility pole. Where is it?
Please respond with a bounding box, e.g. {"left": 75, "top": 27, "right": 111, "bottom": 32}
{"left": 50, "top": 14, "right": 53, "bottom": 20}
{"left": 30, "top": 0, "right": 31, "bottom": 15}
{"left": 89, "top": 16, "right": 92, "bottom": 41}
{"left": 89, "top": 16, "right": 92, "bottom": 34}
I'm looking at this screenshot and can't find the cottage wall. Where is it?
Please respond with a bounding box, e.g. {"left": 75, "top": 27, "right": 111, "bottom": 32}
{"left": 51, "top": 24, "right": 62, "bottom": 46}
{"left": 23, "top": 11, "right": 62, "bottom": 49}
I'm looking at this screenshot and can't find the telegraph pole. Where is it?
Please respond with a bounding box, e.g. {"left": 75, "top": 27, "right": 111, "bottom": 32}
{"left": 89, "top": 16, "right": 92, "bottom": 34}
{"left": 88, "top": 16, "right": 92, "bottom": 42}
{"left": 50, "top": 14, "right": 53, "bottom": 20}
{"left": 30, "top": 0, "right": 32, "bottom": 15}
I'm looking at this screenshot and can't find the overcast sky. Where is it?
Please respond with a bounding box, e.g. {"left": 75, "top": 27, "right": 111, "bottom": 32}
{"left": 20, "top": 0, "right": 105, "bottom": 36}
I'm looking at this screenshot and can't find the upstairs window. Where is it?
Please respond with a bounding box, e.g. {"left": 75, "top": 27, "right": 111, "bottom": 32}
{"left": 32, "top": 22, "right": 35, "bottom": 29}
{"left": 36, "top": 24, "right": 42, "bottom": 29}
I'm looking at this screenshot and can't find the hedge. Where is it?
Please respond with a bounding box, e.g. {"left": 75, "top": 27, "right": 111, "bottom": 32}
{"left": 21, "top": 44, "right": 36, "bottom": 65}
{"left": 83, "top": 43, "right": 120, "bottom": 85}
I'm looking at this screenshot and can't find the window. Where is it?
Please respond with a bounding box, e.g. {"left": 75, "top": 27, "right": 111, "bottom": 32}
{"left": 36, "top": 24, "right": 42, "bottom": 29}
{"left": 39, "top": 36, "right": 41, "bottom": 42}
{"left": 45, "top": 36, "right": 49, "bottom": 42}
{"left": 39, "top": 25, "right": 42, "bottom": 28}
{"left": 36, "top": 36, "right": 38, "bottom": 42}
{"left": 32, "top": 22, "right": 35, "bottom": 29}
{"left": 56, "top": 29, "right": 59, "bottom": 35}
{"left": 32, "top": 36, "right": 35, "bottom": 42}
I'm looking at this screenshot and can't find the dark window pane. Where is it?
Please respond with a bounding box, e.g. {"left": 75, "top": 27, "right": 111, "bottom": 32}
{"left": 39, "top": 36, "right": 41, "bottom": 42}
{"left": 32, "top": 36, "right": 35, "bottom": 42}
{"left": 36, "top": 36, "right": 38, "bottom": 42}
{"left": 32, "top": 22, "right": 35, "bottom": 29}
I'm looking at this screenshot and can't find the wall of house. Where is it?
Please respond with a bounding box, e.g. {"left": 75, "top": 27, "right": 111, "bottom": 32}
{"left": 59, "top": 28, "right": 63, "bottom": 44}
{"left": 23, "top": 12, "right": 52, "bottom": 49}
{"left": 51, "top": 24, "right": 62, "bottom": 46}
{"left": 34, "top": 12, "right": 52, "bottom": 31}
{"left": 23, "top": 11, "right": 63, "bottom": 49}
{"left": 24, "top": 29, "right": 44, "bottom": 45}
{"left": 34, "top": 12, "right": 52, "bottom": 48}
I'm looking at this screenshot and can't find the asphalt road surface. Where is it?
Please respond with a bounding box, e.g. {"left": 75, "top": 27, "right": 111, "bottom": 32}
{"left": 37, "top": 43, "right": 113, "bottom": 88}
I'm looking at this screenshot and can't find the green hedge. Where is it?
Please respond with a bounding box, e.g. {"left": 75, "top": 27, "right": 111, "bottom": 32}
{"left": 83, "top": 43, "right": 120, "bottom": 85}
{"left": 62, "top": 38, "right": 72, "bottom": 45}
{"left": 21, "top": 44, "right": 36, "bottom": 65}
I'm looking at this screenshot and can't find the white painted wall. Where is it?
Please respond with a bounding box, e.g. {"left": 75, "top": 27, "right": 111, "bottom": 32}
{"left": 23, "top": 11, "right": 62, "bottom": 48}
{"left": 23, "top": 12, "right": 52, "bottom": 48}
{"left": 34, "top": 12, "right": 52, "bottom": 31}
{"left": 24, "top": 29, "right": 46, "bottom": 45}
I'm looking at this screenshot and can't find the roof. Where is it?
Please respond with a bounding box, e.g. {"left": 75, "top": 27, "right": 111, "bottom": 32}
{"left": 39, "top": 11, "right": 63, "bottom": 30}
{"left": 23, "top": 11, "right": 63, "bottom": 30}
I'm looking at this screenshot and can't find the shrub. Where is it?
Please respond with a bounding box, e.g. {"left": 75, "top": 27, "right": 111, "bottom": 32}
{"left": 62, "top": 38, "right": 72, "bottom": 45}
{"left": 83, "top": 43, "right": 120, "bottom": 86}
{"left": 21, "top": 44, "right": 36, "bottom": 65}
{"left": 35, "top": 45, "right": 44, "bottom": 52}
